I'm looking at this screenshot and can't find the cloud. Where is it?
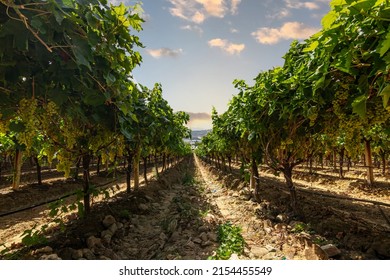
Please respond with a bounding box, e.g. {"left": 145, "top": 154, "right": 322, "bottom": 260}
{"left": 268, "top": 8, "right": 290, "bottom": 19}
{"left": 187, "top": 112, "right": 211, "bottom": 120}
{"left": 192, "top": 11, "right": 206, "bottom": 23}
{"left": 314, "top": 0, "right": 331, "bottom": 3}
{"left": 181, "top": 24, "right": 204, "bottom": 34}
{"left": 168, "top": 0, "right": 241, "bottom": 23}
{"left": 146, "top": 48, "right": 183, "bottom": 58}
{"left": 230, "top": 0, "right": 242, "bottom": 14}
{"left": 186, "top": 112, "right": 212, "bottom": 129}
{"left": 230, "top": 28, "right": 239, "bottom": 33}
{"left": 196, "top": 0, "right": 226, "bottom": 17}
{"left": 251, "top": 22, "right": 319, "bottom": 45}
{"left": 285, "top": 0, "right": 320, "bottom": 10}
{"left": 267, "top": 0, "right": 323, "bottom": 19}
{"left": 208, "top": 38, "right": 245, "bottom": 55}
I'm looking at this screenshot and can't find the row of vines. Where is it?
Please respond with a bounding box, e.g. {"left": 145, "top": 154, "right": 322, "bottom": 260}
{"left": 196, "top": 0, "right": 390, "bottom": 216}
{"left": 0, "top": 0, "right": 191, "bottom": 215}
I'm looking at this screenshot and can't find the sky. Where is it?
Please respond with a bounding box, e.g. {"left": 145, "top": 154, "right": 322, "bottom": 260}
{"left": 109, "top": 0, "right": 332, "bottom": 130}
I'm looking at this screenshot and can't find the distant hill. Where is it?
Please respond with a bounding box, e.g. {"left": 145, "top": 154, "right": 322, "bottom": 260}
{"left": 189, "top": 129, "right": 210, "bottom": 140}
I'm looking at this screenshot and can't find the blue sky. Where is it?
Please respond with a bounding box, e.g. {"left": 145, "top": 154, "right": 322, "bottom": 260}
{"left": 109, "top": 0, "right": 331, "bottom": 130}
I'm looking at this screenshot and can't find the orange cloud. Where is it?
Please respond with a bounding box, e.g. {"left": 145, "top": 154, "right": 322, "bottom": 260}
{"left": 208, "top": 38, "right": 245, "bottom": 55}
{"left": 251, "top": 22, "right": 319, "bottom": 45}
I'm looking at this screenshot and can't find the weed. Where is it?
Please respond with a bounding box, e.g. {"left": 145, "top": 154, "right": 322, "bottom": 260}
{"left": 209, "top": 222, "right": 245, "bottom": 260}
{"left": 313, "top": 236, "right": 327, "bottom": 246}
{"left": 118, "top": 209, "right": 131, "bottom": 220}
{"left": 160, "top": 217, "right": 178, "bottom": 234}
{"left": 291, "top": 222, "right": 307, "bottom": 233}
{"left": 198, "top": 208, "right": 210, "bottom": 218}
{"left": 20, "top": 224, "right": 48, "bottom": 247}
{"left": 173, "top": 196, "right": 195, "bottom": 220}
{"left": 182, "top": 172, "right": 196, "bottom": 186}
{"left": 0, "top": 243, "right": 24, "bottom": 260}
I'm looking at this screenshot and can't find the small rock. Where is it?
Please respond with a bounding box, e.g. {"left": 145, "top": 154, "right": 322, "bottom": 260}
{"left": 204, "top": 213, "right": 216, "bottom": 224}
{"left": 263, "top": 252, "right": 276, "bottom": 260}
{"left": 198, "top": 225, "right": 209, "bottom": 233}
{"left": 159, "top": 232, "right": 168, "bottom": 241}
{"left": 321, "top": 244, "right": 341, "bottom": 258}
{"left": 263, "top": 220, "right": 273, "bottom": 228}
{"left": 72, "top": 249, "right": 84, "bottom": 260}
{"left": 58, "top": 247, "right": 75, "bottom": 260}
{"left": 101, "top": 229, "right": 111, "bottom": 238}
{"left": 170, "top": 231, "right": 180, "bottom": 242}
{"left": 82, "top": 248, "right": 96, "bottom": 260}
{"left": 200, "top": 241, "right": 213, "bottom": 248}
{"left": 265, "top": 245, "right": 277, "bottom": 252}
{"left": 102, "top": 233, "right": 112, "bottom": 245}
{"left": 242, "top": 194, "right": 252, "bottom": 201}
{"left": 138, "top": 203, "right": 149, "bottom": 211}
{"left": 274, "top": 223, "right": 286, "bottom": 231}
{"left": 199, "top": 232, "right": 208, "bottom": 242}
{"left": 370, "top": 240, "right": 390, "bottom": 258}
{"left": 304, "top": 240, "right": 328, "bottom": 260}
{"left": 102, "top": 215, "right": 116, "bottom": 228}
{"left": 229, "top": 253, "right": 240, "bottom": 260}
{"left": 264, "top": 227, "right": 272, "bottom": 234}
{"left": 39, "top": 254, "right": 61, "bottom": 260}
{"left": 276, "top": 214, "right": 288, "bottom": 223}
{"left": 87, "top": 236, "right": 102, "bottom": 249}
{"left": 117, "top": 222, "right": 124, "bottom": 229}
{"left": 185, "top": 241, "right": 195, "bottom": 249}
{"left": 34, "top": 246, "right": 53, "bottom": 255}
{"left": 109, "top": 223, "right": 118, "bottom": 235}
{"left": 100, "top": 248, "right": 120, "bottom": 259}
{"left": 207, "top": 232, "right": 218, "bottom": 242}
{"left": 251, "top": 247, "right": 269, "bottom": 258}
{"left": 193, "top": 238, "right": 202, "bottom": 244}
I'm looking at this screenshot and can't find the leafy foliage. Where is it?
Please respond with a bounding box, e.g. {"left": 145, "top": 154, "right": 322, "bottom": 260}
{"left": 210, "top": 222, "right": 245, "bottom": 260}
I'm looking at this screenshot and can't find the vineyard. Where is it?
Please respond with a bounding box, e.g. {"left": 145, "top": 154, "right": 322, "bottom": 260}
{"left": 1, "top": 0, "right": 390, "bottom": 260}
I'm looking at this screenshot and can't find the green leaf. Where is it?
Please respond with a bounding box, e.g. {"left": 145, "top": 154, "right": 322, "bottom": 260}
{"left": 350, "top": 0, "right": 373, "bottom": 13}
{"left": 130, "top": 113, "right": 139, "bottom": 123}
{"left": 352, "top": 95, "right": 367, "bottom": 119}
{"left": 31, "top": 17, "right": 46, "bottom": 35}
{"left": 121, "top": 126, "right": 133, "bottom": 140}
{"left": 73, "top": 48, "right": 91, "bottom": 70}
{"left": 374, "top": 0, "right": 386, "bottom": 7}
{"left": 13, "top": 34, "right": 28, "bottom": 51}
{"left": 330, "top": 0, "right": 347, "bottom": 8}
{"left": 104, "top": 72, "right": 116, "bottom": 86}
{"left": 57, "top": 0, "right": 74, "bottom": 8}
{"left": 48, "top": 90, "right": 68, "bottom": 106}
{"left": 322, "top": 11, "right": 338, "bottom": 30}
{"left": 9, "top": 121, "right": 26, "bottom": 133}
{"left": 53, "top": 10, "right": 66, "bottom": 25}
{"left": 83, "top": 91, "right": 106, "bottom": 106}
{"left": 379, "top": 84, "right": 390, "bottom": 108}
{"left": 303, "top": 41, "right": 319, "bottom": 52}
{"left": 378, "top": 30, "right": 390, "bottom": 57}
{"left": 72, "top": 36, "right": 92, "bottom": 70}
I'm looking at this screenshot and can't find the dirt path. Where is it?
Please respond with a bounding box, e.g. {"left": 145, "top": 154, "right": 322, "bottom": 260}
{"left": 195, "top": 155, "right": 309, "bottom": 260}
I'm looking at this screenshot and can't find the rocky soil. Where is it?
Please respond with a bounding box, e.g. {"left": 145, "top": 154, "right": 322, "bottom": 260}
{"left": 1, "top": 155, "right": 390, "bottom": 260}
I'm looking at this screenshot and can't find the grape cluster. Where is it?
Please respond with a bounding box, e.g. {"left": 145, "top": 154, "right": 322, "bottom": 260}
{"left": 16, "top": 98, "right": 39, "bottom": 151}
